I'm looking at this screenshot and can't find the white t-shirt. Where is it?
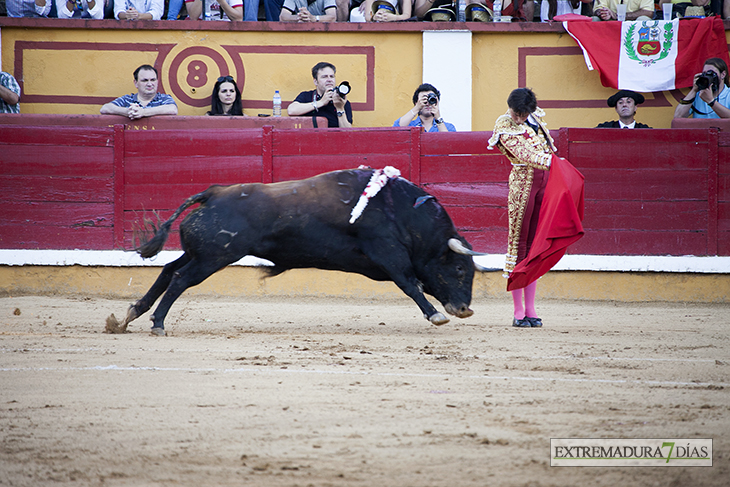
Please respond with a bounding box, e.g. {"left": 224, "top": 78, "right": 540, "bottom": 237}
{"left": 185, "top": 0, "right": 244, "bottom": 20}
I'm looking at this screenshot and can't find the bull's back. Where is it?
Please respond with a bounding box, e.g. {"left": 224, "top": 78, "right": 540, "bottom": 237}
{"left": 178, "top": 170, "right": 369, "bottom": 254}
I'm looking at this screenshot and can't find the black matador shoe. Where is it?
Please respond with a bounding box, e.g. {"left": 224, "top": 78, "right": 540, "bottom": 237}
{"left": 526, "top": 317, "right": 543, "bottom": 328}
{"left": 512, "top": 317, "right": 532, "bottom": 328}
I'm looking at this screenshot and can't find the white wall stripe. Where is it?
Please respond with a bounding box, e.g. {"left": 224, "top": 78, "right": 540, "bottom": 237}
{"left": 1, "top": 250, "right": 728, "bottom": 273}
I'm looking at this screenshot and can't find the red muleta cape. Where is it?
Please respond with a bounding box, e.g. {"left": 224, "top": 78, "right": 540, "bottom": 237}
{"left": 507, "top": 155, "right": 585, "bottom": 291}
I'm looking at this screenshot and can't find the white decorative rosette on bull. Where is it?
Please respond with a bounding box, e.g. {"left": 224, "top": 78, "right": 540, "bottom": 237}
{"left": 349, "top": 166, "right": 402, "bottom": 224}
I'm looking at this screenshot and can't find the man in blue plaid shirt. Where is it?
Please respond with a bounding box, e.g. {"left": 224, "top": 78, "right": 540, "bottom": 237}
{"left": 5, "top": 0, "right": 51, "bottom": 17}
{"left": 100, "top": 64, "right": 178, "bottom": 120}
{"left": 0, "top": 71, "right": 21, "bottom": 114}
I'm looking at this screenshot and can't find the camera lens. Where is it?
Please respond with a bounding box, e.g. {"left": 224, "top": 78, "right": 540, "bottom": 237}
{"left": 696, "top": 75, "right": 709, "bottom": 91}
{"left": 427, "top": 93, "right": 438, "bottom": 105}
{"left": 697, "top": 71, "right": 719, "bottom": 92}
{"left": 337, "top": 81, "right": 351, "bottom": 97}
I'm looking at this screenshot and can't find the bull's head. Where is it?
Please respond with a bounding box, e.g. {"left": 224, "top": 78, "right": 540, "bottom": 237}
{"left": 417, "top": 237, "right": 484, "bottom": 324}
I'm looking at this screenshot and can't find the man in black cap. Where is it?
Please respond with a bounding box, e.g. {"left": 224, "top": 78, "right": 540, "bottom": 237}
{"left": 596, "top": 90, "right": 651, "bottom": 128}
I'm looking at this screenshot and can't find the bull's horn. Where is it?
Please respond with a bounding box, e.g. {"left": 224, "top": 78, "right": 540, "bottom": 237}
{"left": 448, "top": 238, "right": 486, "bottom": 256}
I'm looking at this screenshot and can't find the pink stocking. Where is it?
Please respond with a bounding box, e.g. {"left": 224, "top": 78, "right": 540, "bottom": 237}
{"left": 524, "top": 280, "right": 538, "bottom": 318}
{"left": 511, "top": 288, "right": 525, "bottom": 320}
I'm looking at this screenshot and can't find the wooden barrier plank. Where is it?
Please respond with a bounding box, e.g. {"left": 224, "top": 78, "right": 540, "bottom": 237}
{"left": 272, "top": 128, "right": 412, "bottom": 156}
{"left": 580, "top": 168, "right": 707, "bottom": 201}
{"left": 423, "top": 182, "right": 507, "bottom": 207}
{"left": 273, "top": 154, "right": 412, "bottom": 182}
{"left": 0, "top": 176, "right": 114, "bottom": 203}
{"left": 572, "top": 230, "right": 707, "bottom": 256}
{"left": 0, "top": 201, "right": 113, "bottom": 226}
{"left": 123, "top": 129, "right": 263, "bottom": 157}
{"left": 568, "top": 142, "right": 708, "bottom": 170}
{"left": 446, "top": 206, "right": 507, "bottom": 231}
{"left": 124, "top": 184, "right": 229, "bottom": 209}
{"left": 583, "top": 200, "right": 707, "bottom": 231}
{"left": 460, "top": 230, "right": 507, "bottom": 254}
{"left": 0, "top": 224, "right": 113, "bottom": 249}
{"left": 0, "top": 146, "right": 114, "bottom": 177}
{"left": 124, "top": 156, "right": 263, "bottom": 185}
{"left": 419, "top": 131, "right": 493, "bottom": 155}
{"left": 0, "top": 126, "right": 114, "bottom": 146}
{"left": 420, "top": 154, "right": 511, "bottom": 183}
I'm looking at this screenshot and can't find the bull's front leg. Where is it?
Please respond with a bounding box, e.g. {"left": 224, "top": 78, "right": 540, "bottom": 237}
{"left": 397, "top": 277, "right": 449, "bottom": 325}
{"left": 361, "top": 244, "right": 448, "bottom": 325}
{"left": 383, "top": 270, "right": 449, "bottom": 325}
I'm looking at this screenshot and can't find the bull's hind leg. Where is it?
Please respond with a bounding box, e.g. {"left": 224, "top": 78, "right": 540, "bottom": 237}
{"left": 105, "top": 254, "right": 191, "bottom": 334}
{"left": 127, "top": 253, "right": 191, "bottom": 325}
{"left": 148, "top": 258, "right": 230, "bottom": 336}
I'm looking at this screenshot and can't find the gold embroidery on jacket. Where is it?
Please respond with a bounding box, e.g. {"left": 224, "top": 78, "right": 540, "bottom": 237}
{"left": 488, "top": 109, "right": 555, "bottom": 275}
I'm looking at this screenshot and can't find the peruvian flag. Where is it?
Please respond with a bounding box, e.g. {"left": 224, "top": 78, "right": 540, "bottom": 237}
{"left": 564, "top": 17, "right": 730, "bottom": 92}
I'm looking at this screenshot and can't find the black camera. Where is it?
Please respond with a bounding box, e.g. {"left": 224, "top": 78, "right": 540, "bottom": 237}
{"left": 336, "top": 81, "right": 351, "bottom": 97}
{"left": 427, "top": 93, "right": 439, "bottom": 105}
{"left": 696, "top": 70, "right": 720, "bottom": 92}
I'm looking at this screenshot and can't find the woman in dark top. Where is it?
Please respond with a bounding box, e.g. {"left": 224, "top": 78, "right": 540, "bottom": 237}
{"left": 207, "top": 76, "right": 244, "bottom": 116}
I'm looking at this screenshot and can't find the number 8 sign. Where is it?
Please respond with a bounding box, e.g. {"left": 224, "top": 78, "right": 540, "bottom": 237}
{"left": 168, "top": 46, "right": 238, "bottom": 108}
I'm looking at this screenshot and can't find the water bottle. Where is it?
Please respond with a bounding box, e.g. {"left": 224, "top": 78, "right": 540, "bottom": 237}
{"left": 493, "top": 0, "right": 502, "bottom": 22}
{"left": 458, "top": 0, "right": 466, "bottom": 21}
{"left": 273, "top": 90, "right": 281, "bottom": 117}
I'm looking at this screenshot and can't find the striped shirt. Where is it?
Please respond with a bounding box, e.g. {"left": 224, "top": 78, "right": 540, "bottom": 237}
{"left": 0, "top": 72, "right": 21, "bottom": 114}
{"left": 110, "top": 92, "right": 177, "bottom": 108}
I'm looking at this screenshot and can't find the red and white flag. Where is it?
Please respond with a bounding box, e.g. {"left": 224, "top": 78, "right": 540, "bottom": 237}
{"left": 564, "top": 17, "right": 730, "bottom": 92}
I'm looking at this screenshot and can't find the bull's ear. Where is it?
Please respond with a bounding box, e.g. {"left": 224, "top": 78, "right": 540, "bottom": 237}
{"left": 448, "top": 238, "right": 486, "bottom": 256}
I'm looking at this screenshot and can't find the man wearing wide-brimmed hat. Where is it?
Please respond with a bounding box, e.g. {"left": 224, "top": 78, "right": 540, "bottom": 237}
{"left": 596, "top": 90, "right": 651, "bottom": 129}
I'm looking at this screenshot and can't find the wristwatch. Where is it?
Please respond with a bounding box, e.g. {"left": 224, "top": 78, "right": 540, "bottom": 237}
{"left": 435, "top": 118, "right": 444, "bottom": 125}
{"left": 336, "top": 110, "right": 345, "bottom": 117}
{"left": 708, "top": 99, "right": 717, "bottom": 108}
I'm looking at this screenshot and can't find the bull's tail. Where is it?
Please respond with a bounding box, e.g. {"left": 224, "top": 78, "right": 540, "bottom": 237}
{"left": 136, "top": 191, "right": 209, "bottom": 258}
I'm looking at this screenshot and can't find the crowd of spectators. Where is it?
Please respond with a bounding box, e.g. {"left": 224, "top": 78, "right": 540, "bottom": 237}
{"left": 2, "top": 0, "right": 728, "bottom": 21}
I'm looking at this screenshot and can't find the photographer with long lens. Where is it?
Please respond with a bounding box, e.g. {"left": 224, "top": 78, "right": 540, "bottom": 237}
{"left": 674, "top": 57, "right": 730, "bottom": 120}
{"left": 393, "top": 83, "right": 456, "bottom": 132}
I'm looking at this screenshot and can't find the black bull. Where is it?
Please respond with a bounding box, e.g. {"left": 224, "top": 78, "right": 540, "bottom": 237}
{"left": 107, "top": 168, "right": 484, "bottom": 336}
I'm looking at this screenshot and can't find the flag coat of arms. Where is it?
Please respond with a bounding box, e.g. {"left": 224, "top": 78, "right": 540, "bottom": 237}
{"left": 564, "top": 17, "right": 730, "bottom": 92}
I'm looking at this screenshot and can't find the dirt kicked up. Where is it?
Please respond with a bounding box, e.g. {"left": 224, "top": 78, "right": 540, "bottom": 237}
{"left": 1, "top": 294, "right": 728, "bottom": 486}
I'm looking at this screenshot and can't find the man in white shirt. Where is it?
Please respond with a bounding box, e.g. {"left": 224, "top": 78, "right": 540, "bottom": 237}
{"left": 596, "top": 90, "right": 651, "bottom": 129}
{"left": 114, "top": 0, "right": 164, "bottom": 19}
{"left": 185, "top": 0, "right": 245, "bottom": 20}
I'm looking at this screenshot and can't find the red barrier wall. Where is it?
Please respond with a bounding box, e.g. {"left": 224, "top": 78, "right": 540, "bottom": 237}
{"left": 1, "top": 121, "right": 727, "bottom": 256}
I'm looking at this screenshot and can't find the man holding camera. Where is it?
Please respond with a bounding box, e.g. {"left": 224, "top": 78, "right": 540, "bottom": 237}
{"left": 674, "top": 57, "right": 730, "bottom": 119}
{"left": 287, "top": 62, "right": 352, "bottom": 128}
{"left": 393, "top": 84, "right": 456, "bottom": 132}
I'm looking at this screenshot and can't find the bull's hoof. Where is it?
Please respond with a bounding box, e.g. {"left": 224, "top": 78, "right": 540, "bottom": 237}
{"left": 429, "top": 312, "right": 450, "bottom": 326}
{"left": 150, "top": 327, "right": 167, "bottom": 337}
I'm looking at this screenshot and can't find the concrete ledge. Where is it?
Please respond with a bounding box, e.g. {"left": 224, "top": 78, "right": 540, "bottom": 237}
{"left": 1, "top": 265, "right": 728, "bottom": 303}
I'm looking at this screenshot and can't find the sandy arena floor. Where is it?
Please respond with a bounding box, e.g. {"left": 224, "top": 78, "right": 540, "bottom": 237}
{"left": 0, "top": 294, "right": 728, "bottom": 486}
